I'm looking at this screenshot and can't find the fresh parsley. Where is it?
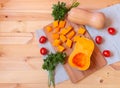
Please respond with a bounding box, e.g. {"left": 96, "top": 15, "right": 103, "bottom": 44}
{"left": 42, "top": 52, "right": 67, "bottom": 88}
{"left": 52, "top": 1, "right": 79, "bottom": 21}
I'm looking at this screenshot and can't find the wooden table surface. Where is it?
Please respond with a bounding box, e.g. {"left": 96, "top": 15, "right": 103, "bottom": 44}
{"left": 0, "top": 0, "right": 120, "bottom": 88}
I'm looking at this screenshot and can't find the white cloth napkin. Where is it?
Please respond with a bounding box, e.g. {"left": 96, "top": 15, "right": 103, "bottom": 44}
{"left": 86, "top": 4, "right": 120, "bottom": 65}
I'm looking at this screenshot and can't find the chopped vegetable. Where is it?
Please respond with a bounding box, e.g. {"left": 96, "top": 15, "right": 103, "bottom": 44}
{"left": 60, "top": 34, "right": 67, "bottom": 42}
{"left": 39, "top": 36, "right": 47, "bottom": 44}
{"left": 53, "top": 20, "right": 59, "bottom": 28}
{"left": 52, "top": 33, "right": 60, "bottom": 39}
{"left": 46, "top": 26, "right": 53, "bottom": 32}
{"left": 53, "top": 39, "right": 61, "bottom": 46}
{"left": 52, "top": 1, "right": 79, "bottom": 21}
{"left": 40, "top": 47, "right": 48, "bottom": 55}
{"left": 57, "top": 45, "right": 65, "bottom": 52}
{"left": 59, "top": 20, "right": 66, "bottom": 28}
{"left": 67, "top": 30, "right": 75, "bottom": 39}
{"left": 60, "top": 26, "right": 72, "bottom": 35}
{"left": 67, "top": 26, "right": 73, "bottom": 31}
{"left": 54, "top": 27, "right": 60, "bottom": 33}
{"left": 66, "top": 39, "right": 72, "bottom": 48}
{"left": 42, "top": 52, "right": 67, "bottom": 88}
{"left": 78, "top": 27, "right": 86, "bottom": 34}
{"left": 60, "top": 28, "right": 68, "bottom": 35}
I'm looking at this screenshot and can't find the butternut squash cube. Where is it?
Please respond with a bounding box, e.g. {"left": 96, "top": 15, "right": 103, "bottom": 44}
{"left": 54, "top": 27, "right": 60, "bottom": 33}
{"left": 78, "top": 27, "right": 86, "bottom": 34}
{"left": 73, "top": 36, "right": 81, "bottom": 42}
{"left": 60, "top": 35, "right": 67, "bottom": 42}
{"left": 60, "top": 28, "right": 68, "bottom": 35}
{"left": 60, "top": 26, "right": 72, "bottom": 35}
{"left": 53, "top": 20, "right": 59, "bottom": 28}
{"left": 53, "top": 39, "right": 61, "bottom": 46}
{"left": 66, "top": 39, "right": 72, "bottom": 48}
{"left": 46, "top": 26, "right": 52, "bottom": 32}
{"left": 57, "top": 45, "right": 65, "bottom": 52}
{"left": 67, "top": 26, "right": 73, "bottom": 32}
{"left": 67, "top": 30, "right": 75, "bottom": 39}
{"left": 52, "top": 33, "right": 59, "bottom": 39}
{"left": 59, "top": 20, "right": 66, "bottom": 28}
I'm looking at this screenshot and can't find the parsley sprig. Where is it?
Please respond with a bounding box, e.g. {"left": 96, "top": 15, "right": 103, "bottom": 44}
{"left": 52, "top": 1, "right": 79, "bottom": 21}
{"left": 42, "top": 52, "right": 67, "bottom": 88}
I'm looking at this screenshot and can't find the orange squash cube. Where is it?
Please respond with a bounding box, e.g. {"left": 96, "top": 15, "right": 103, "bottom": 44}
{"left": 78, "top": 27, "right": 86, "bottom": 34}
{"left": 57, "top": 45, "right": 65, "bottom": 52}
{"left": 67, "top": 26, "right": 73, "bottom": 32}
{"left": 59, "top": 20, "right": 66, "bottom": 28}
{"left": 60, "top": 28, "right": 68, "bottom": 35}
{"left": 54, "top": 27, "right": 60, "bottom": 33}
{"left": 60, "top": 26, "right": 73, "bottom": 35}
{"left": 60, "top": 35, "right": 67, "bottom": 42}
{"left": 67, "top": 30, "right": 75, "bottom": 39}
{"left": 53, "top": 20, "right": 59, "bottom": 28}
{"left": 46, "top": 26, "right": 52, "bottom": 32}
{"left": 53, "top": 39, "right": 61, "bottom": 46}
{"left": 66, "top": 39, "right": 72, "bottom": 48}
{"left": 52, "top": 33, "right": 60, "bottom": 39}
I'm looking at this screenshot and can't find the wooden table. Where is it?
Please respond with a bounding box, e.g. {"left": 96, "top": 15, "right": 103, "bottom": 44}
{"left": 0, "top": 0, "right": 120, "bottom": 88}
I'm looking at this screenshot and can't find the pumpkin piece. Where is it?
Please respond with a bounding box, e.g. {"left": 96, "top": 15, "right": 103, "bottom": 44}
{"left": 66, "top": 39, "right": 72, "bottom": 48}
{"left": 54, "top": 27, "right": 60, "bottom": 33}
{"left": 60, "top": 35, "right": 67, "bottom": 42}
{"left": 46, "top": 26, "right": 52, "bottom": 32}
{"left": 67, "top": 30, "right": 75, "bottom": 39}
{"left": 52, "top": 33, "right": 59, "bottom": 39}
{"left": 73, "top": 36, "right": 80, "bottom": 42}
{"left": 57, "top": 45, "right": 65, "bottom": 52}
{"left": 53, "top": 39, "right": 61, "bottom": 46}
{"left": 66, "top": 26, "right": 73, "bottom": 32}
{"left": 59, "top": 20, "right": 66, "bottom": 28}
{"left": 68, "top": 37, "right": 94, "bottom": 71}
{"left": 60, "top": 28, "right": 68, "bottom": 35}
{"left": 60, "top": 26, "right": 72, "bottom": 35}
{"left": 78, "top": 27, "right": 86, "bottom": 34}
{"left": 53, "top": 20, "right": 59, "bottom": 28}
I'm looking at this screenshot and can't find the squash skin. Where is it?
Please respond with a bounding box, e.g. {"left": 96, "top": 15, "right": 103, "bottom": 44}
{"left": 68, "top": 8, "right": 105, "bottom": 29}
{"left": 68, "top": 37, "right": 94, "bottom": 71}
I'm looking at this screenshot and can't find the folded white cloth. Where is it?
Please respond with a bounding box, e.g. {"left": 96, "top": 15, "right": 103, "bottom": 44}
{"left": 86, "top": 4, "right": 120, "bottom": 65}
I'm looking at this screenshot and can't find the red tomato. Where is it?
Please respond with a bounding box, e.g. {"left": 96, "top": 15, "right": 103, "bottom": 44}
{"left": 108, "top": 27, "right": 116, "bottom": 35}
{"left": 40, "top": 47, "right": 48, "bottom": 55}
{"left": 39, "top": 36, "right": 47, "bottom": 44}
{"left": 95, "top": 36, "right": 103, "bottom": 44}
{"left": 103, "top": 50, "right": 111, "bottom": 57}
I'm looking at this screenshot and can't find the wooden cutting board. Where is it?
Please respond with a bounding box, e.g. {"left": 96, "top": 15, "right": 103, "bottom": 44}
{"left": 43, "top": 19, "right": 107, "bottom": 83}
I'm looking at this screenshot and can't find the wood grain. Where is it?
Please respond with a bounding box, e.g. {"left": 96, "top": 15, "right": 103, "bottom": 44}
{"left": 0, "top": 0, "right": 120, "bottom": 88}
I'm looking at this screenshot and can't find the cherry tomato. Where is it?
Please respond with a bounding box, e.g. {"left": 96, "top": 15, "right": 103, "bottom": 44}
{"left": 40, "top": 47, "right": 48, "bottom": 55}
{"left": 39, "top": 36, "right": 47, "bottom": 44}
{"left": 103, "top": 50, "right": 111, "bottom": 57}
{"left": 108, "top": 27, "right": 116, "bottom": 35}
{"left": 95, "top": 36, "right": 103, "bottom": 44}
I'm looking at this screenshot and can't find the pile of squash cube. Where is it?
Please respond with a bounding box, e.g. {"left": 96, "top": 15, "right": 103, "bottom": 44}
{"left": 45, "top": 20, "right": 86, "bottom": 52}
